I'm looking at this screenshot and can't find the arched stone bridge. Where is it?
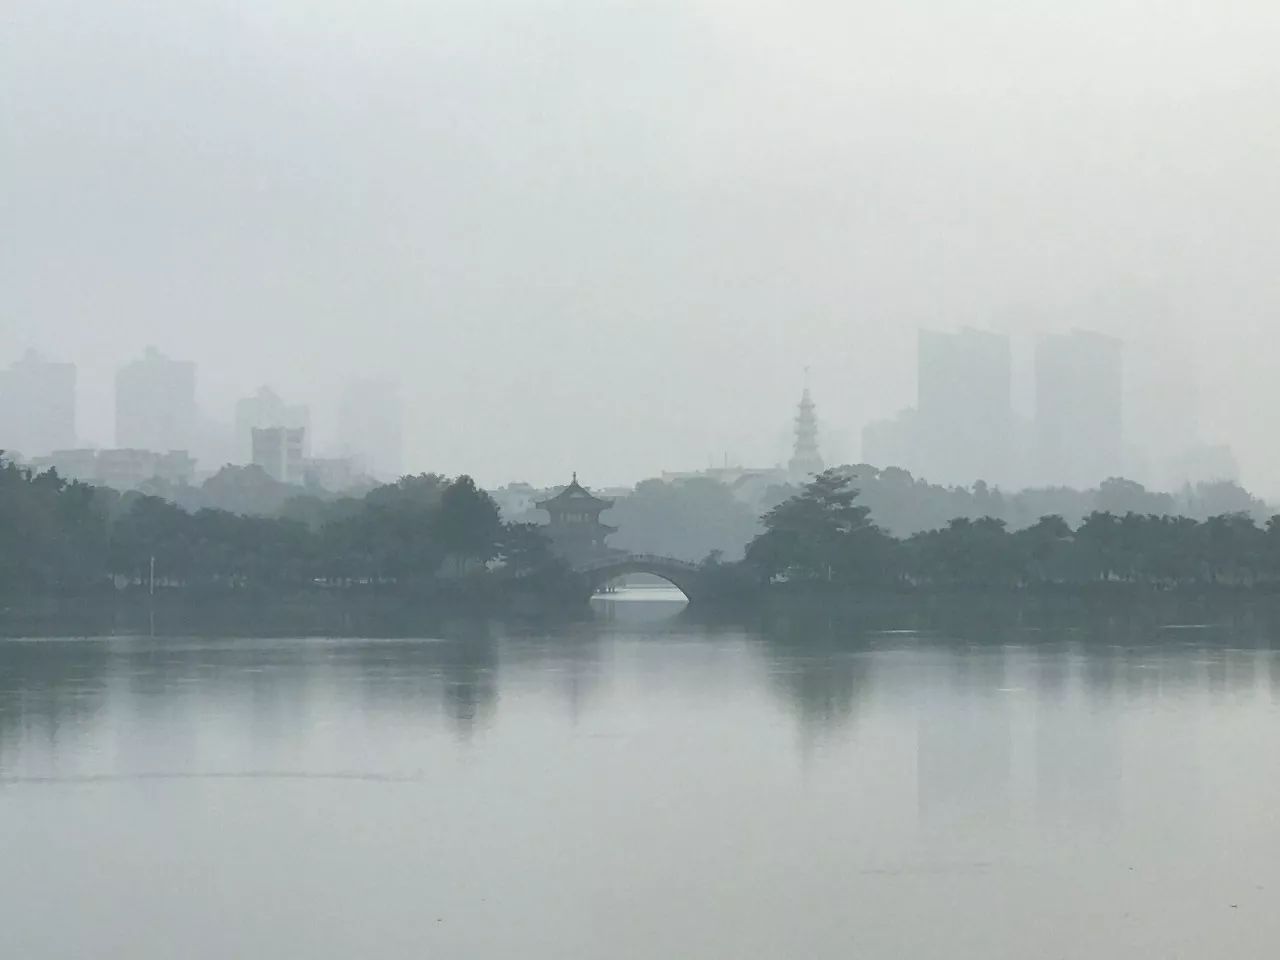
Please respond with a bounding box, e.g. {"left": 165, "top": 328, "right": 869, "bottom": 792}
{"left": 575, "top": 553, "right": 708, "bottom": 603}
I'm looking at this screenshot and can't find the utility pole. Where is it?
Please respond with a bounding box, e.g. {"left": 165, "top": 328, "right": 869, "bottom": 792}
{"left": 149, "top": 555, "right": 155, "bottom": 596}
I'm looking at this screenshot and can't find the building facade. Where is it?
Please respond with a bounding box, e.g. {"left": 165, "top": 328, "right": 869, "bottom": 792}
{"left": 916, "top": 328, "right": 1014, "bottom": 486}
{"left": 115, "top": 347, "right": 197, "bottom": 453}
{"left": 252, "top": 426, "right": 306, "bottom": 484}
{"left": 0, "top": 350, "right": 77, "bottom": 458}
{"left": 338, "top": 379, "right": 403, "bottom": 481}
{"left": 861, "top": 328, "right": 1015, "bottom": 487}
{"left": 1034, "top": 330, "right": 1123, "bottom": 489}
{"left": 235, "top": 387, "right": 311, "bottom": 461}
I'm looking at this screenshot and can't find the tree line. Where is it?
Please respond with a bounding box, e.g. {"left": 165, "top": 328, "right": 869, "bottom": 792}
{"left": 744, "top": 470, "right": 1280, "bottom": 590}
{"left": 0, "top": 455, "right": 563, "bottom": 598}
{"left": 6, "top": 452, "right": 1280, "bottom": 600}
{"left": 784, "top": 464, "right": 1270, "bottom": 539}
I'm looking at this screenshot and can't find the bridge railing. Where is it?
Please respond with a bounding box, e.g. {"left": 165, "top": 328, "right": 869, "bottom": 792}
{"left": 575, "top": 553, "right": 702, "bottom": 574}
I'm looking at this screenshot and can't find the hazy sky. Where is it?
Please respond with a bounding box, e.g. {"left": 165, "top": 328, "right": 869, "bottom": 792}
{"left": 4, "top": 0, "right": 1279, "bottom": 490}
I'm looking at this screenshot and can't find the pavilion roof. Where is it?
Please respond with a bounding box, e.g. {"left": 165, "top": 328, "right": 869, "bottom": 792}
{"left": 535, "top": 474, "right": 614, "bottom": 510}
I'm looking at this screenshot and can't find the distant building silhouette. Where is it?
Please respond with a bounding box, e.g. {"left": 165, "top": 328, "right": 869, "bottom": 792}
{"left": 115, "top": 347, "right": 196, "bottom": 452}
{"left": 490, "top": 482, "right": 541, "bottom": 521}
{"left": 251, "top": 426, "right": 306, "bottom": 484}
{"left": 918, "top": 328, "right": 1013, "bottom": 484}
{"left": 862, "top": 328, "right": 1014, "bottom": 487}
{"left": 29, "top": 448, "right": 97, "bottom": 483}
{"left": 861, "top": 408, "right": 919, "bottom": 478}
{"left": 536, "top": 474, "right": 618, "bottom": 566}
{"left": 1165, "top": 442, "right": 1240, "bottom": 488}
{"left": 95, "top": 448, "right": 194, "bottom": 490}
{"left": 788, "top": 385, "right": 825, "bottom": 480}
{"left": 0, "top": 350, "right": 76, "bottom": 457}
{"left": 1034, "top": 330, "right": 1122, "bottom": 488}
{"left": 32, "top": 447, "right": 197, "bottom": 490}
{"left": 301, "top": 456, "right": 361, "bottom": 493}
{"left": 338, "top": 378, "right": 402, "bottom": 481}
{"left": 235, "top": 387, "right": 310, "bottom": 461}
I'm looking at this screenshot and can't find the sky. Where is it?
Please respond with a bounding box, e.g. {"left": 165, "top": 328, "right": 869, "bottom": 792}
{"left": 4, "top": 0, "right": 1280, "bottom": 491}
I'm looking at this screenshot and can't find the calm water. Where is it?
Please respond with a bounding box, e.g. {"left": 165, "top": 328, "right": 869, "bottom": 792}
{"left": 4, "top": 595, "right": 1280, "bottom": 958}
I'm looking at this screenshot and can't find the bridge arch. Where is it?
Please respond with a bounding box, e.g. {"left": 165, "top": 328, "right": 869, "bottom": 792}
{"left": 577, "top": 554, "right": 706, "bottom": 604}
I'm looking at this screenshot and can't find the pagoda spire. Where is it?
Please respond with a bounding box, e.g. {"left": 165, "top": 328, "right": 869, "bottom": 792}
{"left": 788, "top": 375, "right": 825, "bottom": 480}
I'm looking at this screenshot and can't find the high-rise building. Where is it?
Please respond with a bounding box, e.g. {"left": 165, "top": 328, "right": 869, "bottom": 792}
{"left": 235, "top": 387, "right": 310, "bottom": 461}
{"left": 860, "top": 329, "right": 1015, "bottom": 486}
{"left": 788, "top": 386, "right": 825, "bottom": 480}
{"left": 252, "top": 427, "right": 306, "bottom": 484}
{"left": 916, "top": 328, "right": 1013, "bottom": 485}
{"left": 115, "top": 347, "right": 197, "bottom": 453}
{"left": 0, "top": 350, "right": 77, "bottom": 457}
{"left": 338, "top": 379, "right": 402, "bottom": 481}
{"left": 1034, "top": 330, "right": 1122, "bottom": 488}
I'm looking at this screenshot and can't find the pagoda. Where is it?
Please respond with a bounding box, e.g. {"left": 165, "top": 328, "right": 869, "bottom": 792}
{"left": 788, "top": 385, "right": 825, "bottom": 480}
{"left": 536, "top": 474, "right": 618, "bottom": 567}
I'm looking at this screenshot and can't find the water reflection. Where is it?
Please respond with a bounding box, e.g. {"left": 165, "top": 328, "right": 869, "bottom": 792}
{"left": 5, "top": 612, "right": 1280, "bottom": 958}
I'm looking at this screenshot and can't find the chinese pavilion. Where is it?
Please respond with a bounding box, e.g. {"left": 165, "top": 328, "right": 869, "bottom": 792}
{"left": 536, "top": 473, "right": 618, "bottom": 567}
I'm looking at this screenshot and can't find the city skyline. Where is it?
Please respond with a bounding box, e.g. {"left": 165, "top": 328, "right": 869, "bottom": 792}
{"left": 5, "top": 4, "right": 1279, "bottom": 953}
{"left": 0, "top": 327, "right": 1245, "bottom": 496}
{"left": 7, "top": 0, "right": 1280, "bottom": 494}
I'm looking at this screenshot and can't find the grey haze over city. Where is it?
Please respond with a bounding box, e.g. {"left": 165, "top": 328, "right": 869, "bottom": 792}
{"left": 4, "top": 0, "right": 1280, "bottom": 493}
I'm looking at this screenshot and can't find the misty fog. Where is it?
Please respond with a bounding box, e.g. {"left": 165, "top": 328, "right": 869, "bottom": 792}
{"left": 4, "top": 0, "right": 1279, "bottom": 491}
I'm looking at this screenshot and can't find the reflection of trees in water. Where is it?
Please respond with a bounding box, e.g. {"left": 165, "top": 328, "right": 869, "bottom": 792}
{"left": 341, "top": 623, "right": 501, "bottom": 740}
{"left": 112, "top": 628, "right": 508, "bottom": 743}
{"left": 757, "top": 611, "right": 873, "bottom": 739}
{"left": 0, "top": 620, "right": 604, "bottom": 752}
{"left": 498, "top": 625, "right": 608, "bottom": 725}
{"left": 0, "top": 641, "right": 112, "bottom": 767}
{"left": 0, "top": 627, "right": 509, "bottom": 764}
{"left": 438, "top": 624, "right": 499, "bottom": 736}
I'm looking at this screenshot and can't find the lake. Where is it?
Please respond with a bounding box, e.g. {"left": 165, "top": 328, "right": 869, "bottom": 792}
{"left": 3, "top": 592, "right": 1280, "bottom": 958}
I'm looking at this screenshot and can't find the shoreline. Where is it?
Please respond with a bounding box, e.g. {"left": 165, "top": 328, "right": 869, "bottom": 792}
{"left": 7, "top": 585, "right": 1280, "bottom": 640}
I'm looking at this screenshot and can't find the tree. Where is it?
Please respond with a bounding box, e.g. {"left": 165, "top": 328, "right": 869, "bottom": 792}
{"left": 1015, "top": 514, "right": 1073, "bottom": 585}
{"left": 199, "top": 464, "right": 296, "bottom": 516}
{"left": 1199, "top": 513, "right": 1263, "bottom": 585}
{"left": 435, "top": 476, "right": 503, "bottom": 575}
{"left": 745, "top": 470, "right": 883, "bottom": 583}
{"left": 498, "top": 522, "right": 558, "bottom": 577}
{"left": 908, "top": 516, "right": 1016, "bottom": 587}
{"left": 1096, "top": 478, "right": 1174, "bottom": 517}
